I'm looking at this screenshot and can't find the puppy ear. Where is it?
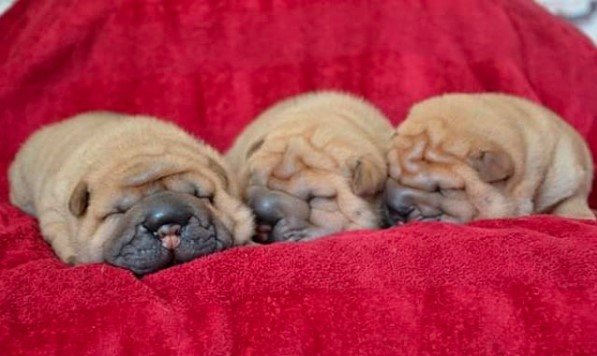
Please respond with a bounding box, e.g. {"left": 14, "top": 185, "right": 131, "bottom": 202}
{"left": 68, "top": 181, "right": 90, "bottom": 217}
{"left": 468, "top": 149, "right": 514, "bottom": 183}
{"left": 350, "top": 155, "right": 385, "bottom": 196}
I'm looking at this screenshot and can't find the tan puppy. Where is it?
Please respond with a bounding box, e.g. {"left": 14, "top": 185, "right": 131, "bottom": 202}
{"left": 383, "top": 93, "right": 595, "bottom": 225}
{"left": 9, "top": 112, "right": 253, "bottom": 274}
{"left": 226, "top": 91, "right": 393, "bottom": 242}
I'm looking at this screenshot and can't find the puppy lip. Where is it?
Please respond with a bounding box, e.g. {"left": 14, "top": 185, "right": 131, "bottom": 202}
{"left": 111, "top": 249, "right": 173, "bottom": 275}
{"left": 175, "top": 214, "right": 233, "bottom": 258}
{"left": 255, "top": 223, "right": 273, "bottom": 238}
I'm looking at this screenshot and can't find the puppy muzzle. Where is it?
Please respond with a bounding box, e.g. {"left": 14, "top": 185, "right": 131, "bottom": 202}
{"left": 382, "top": 179, "right": 444, "bottom": 226}
{"left": 103, "top": 191, "right": 232, "bottom": 275}
{"left": 247, "top": 186, "right": 313, "bottom": 243}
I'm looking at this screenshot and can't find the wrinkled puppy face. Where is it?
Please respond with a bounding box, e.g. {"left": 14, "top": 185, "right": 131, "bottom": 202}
{"left": 383, "top": 129, "right": 515, "bottom": 226}
{"left": 68, "top": 159, "right": 251, "bottom": 275}
{"left": 241, "top": 127, "right": 387, "bottom": 243}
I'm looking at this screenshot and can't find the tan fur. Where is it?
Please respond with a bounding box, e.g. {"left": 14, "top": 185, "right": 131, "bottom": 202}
{"left": 9, "top": 112, "right": 253, "bottom": 264}
{"left": 386, "top": 93, "right": 594, "bottom": 223}
{"left": 226, "top": 91, "right": 394, "bottom": 239}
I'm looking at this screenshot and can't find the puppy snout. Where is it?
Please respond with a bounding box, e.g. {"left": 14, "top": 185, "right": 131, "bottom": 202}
{"left": 105, "top": 191, "right": 232, "bottom": 275}
{"left": 386, "top": 204, "right": 415, "bottom": 225}
{"left": 250, "top": 189, "right": 286, "bottom": 225}
{"left": 247, "top": 186, "right": 310, "bottom": 243}
{"left": 383, "top": 179, "right": 415, "bottom": 226}
{"left": 141, "top": 193, "right": 193, "bottom": 250}
{"left": 143, "top": 194, "right": 194, "bottom": 232}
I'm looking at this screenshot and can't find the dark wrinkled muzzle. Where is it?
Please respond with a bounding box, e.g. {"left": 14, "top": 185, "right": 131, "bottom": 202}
{"left": 103, "top": 191, "right": 232, "bottom": 275}
{"left": 247, "top": 186, "right": 314, "bottom": 243}
{"left": 382, "top": 179, "right": 444, "bottom": 226}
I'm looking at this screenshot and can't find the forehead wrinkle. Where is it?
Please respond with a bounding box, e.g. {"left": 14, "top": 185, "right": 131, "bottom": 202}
{"left": 395, "top": 131, "right": 467, "bottom": 178}
{"left": 112, "top": 152, "right": 186, "bottom": 187}
{"left": 185, "top": 172, "right": 216, "bottom": 195}
{"left": 399, "top": 162, "right": 465, "bottom": 191}
{"left": 124, "top": 170, "right": 187, "bottom": 188}
{"left": 424, "top": 146, "right": 461, "bottom": 165}
{"left": 289, "top": 135, "right": 337, "bottom": 170}
{"left": 116, "top": 135, "right": 216, "bottom": 187}
{"left": 304, "top": 127, "right": 365, "bottom": 172}
{"left": 255, "top": 128, "right": 376, "bottom": 200}
{"left": 291, "top": 170, "right": 338, "bottom": 198}
{"left": 265, "top": 137, "right": 337, "bottom": 181}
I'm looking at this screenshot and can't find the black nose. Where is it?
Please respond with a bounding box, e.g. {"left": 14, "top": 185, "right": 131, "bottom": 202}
{"left": 142, "top": 192, "right": 194, "bottom": 232}
{"left": 247, "top": 186, "right": 310, "bottom": 243}
{"left": 249, "top": 188, "right": 290, "bottom": 243}
{"left": 383, "top": 179, "right": 415, "bottom": 226}
{"left": 249, "top": 189, "right": 286, "bottom": 225}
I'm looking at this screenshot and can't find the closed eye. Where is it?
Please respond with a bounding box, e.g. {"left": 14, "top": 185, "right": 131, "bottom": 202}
{"left": 307, "top": 193, "right": 337, "bottom": 203}
{"left": 102, "top": 208, "right": 127, "bottom": 221}
{"left": 194, "top": 189, "right": 214, "bottom": 203}
{"left": 435, "top": 188, "right": 463, "bottom": 198}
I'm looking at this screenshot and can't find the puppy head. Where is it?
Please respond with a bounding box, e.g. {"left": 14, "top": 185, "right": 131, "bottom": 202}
{"left": 68, "top": 151, "right": 253, "bottom": 275}
{"left": 240, "top": 126, "right": 387, "bottom": 243}
{"left": 383, "top": 126, "right": 516, "bottom": 225}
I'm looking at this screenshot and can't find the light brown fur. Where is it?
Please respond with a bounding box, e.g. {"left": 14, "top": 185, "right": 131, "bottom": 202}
{"left": 9, "top": 112, "right": 253, "bottom": 265}
{"left": 226, "top": 91, "right": 394, "bottom": 240}
{"left": 385, "top": 93, "right": 594, "bottom": 224}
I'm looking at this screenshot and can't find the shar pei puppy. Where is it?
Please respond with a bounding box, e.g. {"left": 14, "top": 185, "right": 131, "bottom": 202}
{"left": 226, "top": 91, "right": 394, "bottom": 243}
{"left": 9, "top": 112, "right": 253, "bottom": 274}
{"left": 383, "top": 93, "right": 595, "bottom": 225}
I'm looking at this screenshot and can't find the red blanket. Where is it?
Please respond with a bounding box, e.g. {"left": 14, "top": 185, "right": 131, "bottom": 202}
{"left": 0, "top": 0, "right": 596, "bottom": 354}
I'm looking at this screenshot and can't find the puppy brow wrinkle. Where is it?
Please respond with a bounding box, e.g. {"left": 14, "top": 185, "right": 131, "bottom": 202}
{"left": 123, "top": 161, "right": 183, "bottom": 186}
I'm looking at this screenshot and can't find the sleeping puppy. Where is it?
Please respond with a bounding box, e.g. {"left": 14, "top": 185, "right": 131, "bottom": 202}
{"left": 226, "top": 91, "right": 394, "bottom": 243}
{"left": 383, "top": 93, "right": 595, "bottom": 225}
{"left": 9, "top": 112, "right": 253, "bottom": 274}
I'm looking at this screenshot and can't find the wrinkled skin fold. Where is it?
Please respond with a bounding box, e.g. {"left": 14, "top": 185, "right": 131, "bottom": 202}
{"left": 225, "top": 91, "right": 394, "bottom": 243}
{"left": 383, "top": 93, "right": 595, "bottom": 226}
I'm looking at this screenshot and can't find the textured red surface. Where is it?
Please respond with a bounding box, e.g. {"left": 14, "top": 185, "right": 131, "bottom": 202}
{"left": 0, "top": 0, "right": 596, "bottom": 354}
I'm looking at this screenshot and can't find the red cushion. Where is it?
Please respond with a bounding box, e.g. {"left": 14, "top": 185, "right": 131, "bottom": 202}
{"left": 0, "top": 0, "right": 596, "bottom": 353}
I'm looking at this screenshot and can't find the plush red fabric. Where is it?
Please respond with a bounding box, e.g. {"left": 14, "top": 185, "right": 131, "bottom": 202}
{"left": 0, "top": 0, "right": 596, "bottom": 354}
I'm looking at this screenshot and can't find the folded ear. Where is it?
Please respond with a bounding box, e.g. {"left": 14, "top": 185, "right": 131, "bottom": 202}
{"left": 350, "top": 155, "right": 386, "bottom": 196}
{"left": 68, "top": 181, "right": 90, "bottom": 217}
{"left": 468, "top": 149, "right": 514, "bottom": 183}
